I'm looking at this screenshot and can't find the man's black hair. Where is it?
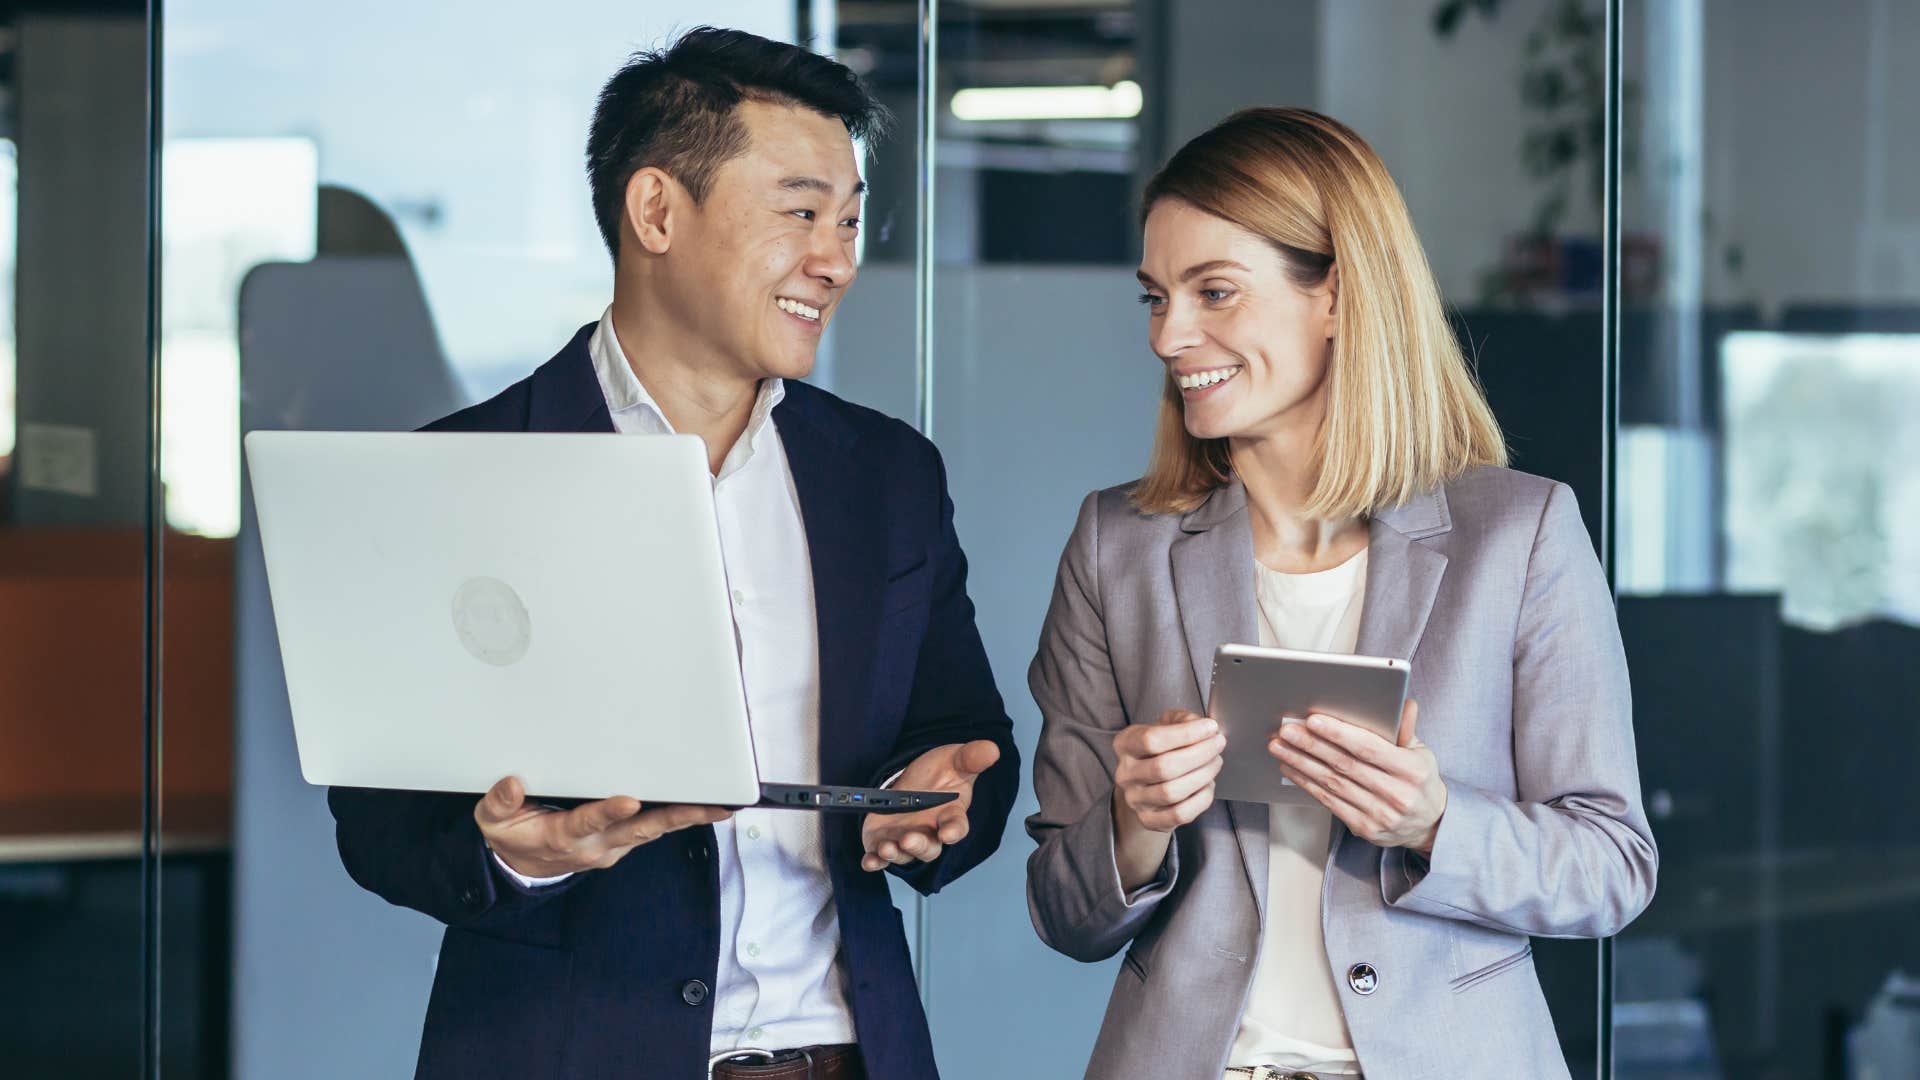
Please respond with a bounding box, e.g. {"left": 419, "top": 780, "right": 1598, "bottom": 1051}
{"left": 586, "top": 26, "right": 889, "bottom": 260}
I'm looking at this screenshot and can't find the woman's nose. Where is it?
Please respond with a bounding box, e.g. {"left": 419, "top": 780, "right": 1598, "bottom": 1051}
{"left": 1150, "top": 303, "right": 1203, "bottom": 359}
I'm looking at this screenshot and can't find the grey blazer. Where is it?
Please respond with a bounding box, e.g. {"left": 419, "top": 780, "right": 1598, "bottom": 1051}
{"left": 1025, "top": 467, "right": 1658, "bottom": 1080}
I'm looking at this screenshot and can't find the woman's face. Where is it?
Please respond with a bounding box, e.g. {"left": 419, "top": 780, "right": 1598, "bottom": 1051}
{"left": 1136, "top": 198, "right": 1337, "bottom": 443}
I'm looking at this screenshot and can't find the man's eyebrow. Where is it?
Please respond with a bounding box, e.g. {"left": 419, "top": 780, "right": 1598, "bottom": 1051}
{"left": 779, "top": 175, "right": 867, "bottom": 197}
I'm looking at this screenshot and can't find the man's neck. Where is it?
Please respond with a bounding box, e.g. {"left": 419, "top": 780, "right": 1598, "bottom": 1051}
{"left": 608, "top": 298, "right": 760, "bottom": 476}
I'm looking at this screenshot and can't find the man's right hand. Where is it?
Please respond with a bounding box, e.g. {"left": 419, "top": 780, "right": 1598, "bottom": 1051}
{"left": 475, "top": 775, "right": 733, "bottom": 879}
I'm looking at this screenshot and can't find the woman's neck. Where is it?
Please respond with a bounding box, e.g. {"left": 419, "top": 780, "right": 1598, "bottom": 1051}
{"left": 1232, "top": 425, "right": 1367, "bottom": 574}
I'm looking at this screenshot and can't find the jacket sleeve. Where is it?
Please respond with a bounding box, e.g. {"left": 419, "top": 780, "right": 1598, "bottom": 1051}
{"left": 1024, "top": 492, "right": 1177, "bottom": 962}
{"left": 328, "top": 785, "right": 582, "bottom": 929}
{"left": 868, "top": 439, "right": 1021, "bottom": 896}
{"left": 1380, "top": 482, "right": 1660, "bottom": 938}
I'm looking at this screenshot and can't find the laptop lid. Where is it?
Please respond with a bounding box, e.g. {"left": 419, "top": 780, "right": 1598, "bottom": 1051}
{"left": 244, "top": 430, "right": 764, "bottom": 806}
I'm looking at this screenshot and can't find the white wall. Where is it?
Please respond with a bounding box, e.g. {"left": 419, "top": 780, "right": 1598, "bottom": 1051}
{"left": 165, "top": 1, "right": 795, "bottom": 392}
{"left": 1320, "top": 0, "right": 1596, "bottom": 306}
{"left": 1697, "top": 0, "right": 1920, "bottom": 310}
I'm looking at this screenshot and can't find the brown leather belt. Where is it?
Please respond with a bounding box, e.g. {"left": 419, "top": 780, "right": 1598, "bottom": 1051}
{"left": 710, "top": 1044, "right": 864, "bottom": 1080}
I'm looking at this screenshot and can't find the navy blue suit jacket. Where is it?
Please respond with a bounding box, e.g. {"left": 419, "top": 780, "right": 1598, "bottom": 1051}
{"left": 328, "top": 325, "right": 1019, "bottom": 1079}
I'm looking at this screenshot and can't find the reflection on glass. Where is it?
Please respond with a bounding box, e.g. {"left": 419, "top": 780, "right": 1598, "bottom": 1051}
{"left": 1617, "top": 2, "right": 1920, "bottom": 1077}
{"left": 161, "top": 138, "right": 317, "bottom": 538}
{"left": 1, "top": 138, "right": 15, "bottom": 462}
{"left": 1721, "top": 332, "right": 1920, "bottom": 631}
{"left": 1, "top": 8, "right": 155, "bottom": 1077}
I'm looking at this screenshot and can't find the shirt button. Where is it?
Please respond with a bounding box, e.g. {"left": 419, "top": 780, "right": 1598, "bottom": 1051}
{"left": 746, "top": 943, "right": 761, "bottom": 958}
{"left": 747, "top": 825, "right": 762, "bottom": 840}
{"left": 680, "top": 979, "right": 709, "bottom": 1006}
{"left": 748, "top": 1027, "right": 765, "bottom": 1041}
{"left": 732, "top": 589, "right": 746, "bottom": 605}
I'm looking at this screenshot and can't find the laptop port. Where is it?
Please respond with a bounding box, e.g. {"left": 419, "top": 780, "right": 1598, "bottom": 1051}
{"left": 837, "top": 792, "right": 852, "bottom": 804}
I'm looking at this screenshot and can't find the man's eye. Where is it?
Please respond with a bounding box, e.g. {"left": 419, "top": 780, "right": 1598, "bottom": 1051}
{"left": 841, "top": 217, "right": 861, "bottom": 230}
{"left": 792, "top": 209, "right": 816, "bottom": 221}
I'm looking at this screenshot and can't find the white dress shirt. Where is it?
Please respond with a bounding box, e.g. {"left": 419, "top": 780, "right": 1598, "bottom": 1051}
{"left": 495, "top": 307, "right": 858, "bottom": 1054}
{"left": 1225, "top": 546, "right": 1370, "bottom": 1077}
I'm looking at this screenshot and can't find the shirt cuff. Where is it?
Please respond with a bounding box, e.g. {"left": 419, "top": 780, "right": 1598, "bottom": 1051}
{"left": 491, "top": 848, "right": 573, "bottom": 889}
{"left": 880, "top": 769, "right": 906, "bottom": 789}
{"left": 1110, "top": 817, "right": 1178, "bottom": 908}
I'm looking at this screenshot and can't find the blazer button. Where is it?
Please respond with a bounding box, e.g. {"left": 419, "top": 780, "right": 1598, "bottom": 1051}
{"left": 686, "top": 842, "right": 708, "bottom": 862}
{"left": 1347, "top": 963, "right": 1378, "bottom": 996}
{"left": 681, "top": 979, "right": 710, "bottom": 1006}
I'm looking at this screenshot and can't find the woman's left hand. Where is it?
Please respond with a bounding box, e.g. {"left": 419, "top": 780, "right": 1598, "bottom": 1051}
{"left": 1268, "top": 699, "right": 1447, "bottom": 855}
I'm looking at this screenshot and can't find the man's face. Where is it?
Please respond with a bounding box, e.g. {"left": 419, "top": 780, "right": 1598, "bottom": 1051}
{"left": 664, "top": 99, "right": 865, "bottom": 382}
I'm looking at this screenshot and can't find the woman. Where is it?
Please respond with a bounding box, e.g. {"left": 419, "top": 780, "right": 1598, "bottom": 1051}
{"left": 1024, "top": 107, "right": 1657, "bottom": 1080}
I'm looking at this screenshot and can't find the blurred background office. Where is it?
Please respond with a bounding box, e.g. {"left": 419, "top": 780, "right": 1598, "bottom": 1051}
{"left": 2, "top": 0, "right": 1917, "bottom": 1076}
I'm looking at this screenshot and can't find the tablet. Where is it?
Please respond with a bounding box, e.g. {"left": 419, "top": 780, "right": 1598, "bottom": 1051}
{"left": 1206, "top": 643, "right": 1410, "bottom": 806}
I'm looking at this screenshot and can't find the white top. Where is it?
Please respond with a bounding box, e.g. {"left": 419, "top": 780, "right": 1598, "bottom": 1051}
{"left": 495, "top": 307, "right": 857, "bottom": 1054}
{"left": 1225, "top": 545, "right": 1369, "bottom": 1076}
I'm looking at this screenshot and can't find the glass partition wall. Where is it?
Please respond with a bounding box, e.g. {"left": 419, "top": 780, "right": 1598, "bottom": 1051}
{"left": 69, "top": 1, "right": 1910, "bottom": 1076}
{"left": 1613, "top": 1, "right": 1920, "bottom": 1077}
{"left": 0, "top": 1, "right": 162, "bottom": 1077}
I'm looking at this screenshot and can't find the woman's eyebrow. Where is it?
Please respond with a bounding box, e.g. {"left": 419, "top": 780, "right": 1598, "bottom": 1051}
{"left": 1137, "top": 260, "right": 1252, "bottom": 288}
{"left": 1175, "top": 259, "right": 1251, "bottom": 282}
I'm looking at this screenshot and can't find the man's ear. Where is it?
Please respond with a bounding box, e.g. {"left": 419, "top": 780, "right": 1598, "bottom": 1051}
{"left": 624, "top": 167, "right": 678, "bottom": 256}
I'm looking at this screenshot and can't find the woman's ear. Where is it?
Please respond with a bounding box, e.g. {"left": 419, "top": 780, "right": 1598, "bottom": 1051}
{"left": 1323, "top": 262, "right": 1340, "bottom": 338}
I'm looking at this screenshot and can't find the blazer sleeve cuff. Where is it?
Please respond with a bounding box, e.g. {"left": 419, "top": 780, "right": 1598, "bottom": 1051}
{"left": 1057, "top": 791, "right": 1178, "bottom": 936}
{"left": 1380, "top": 780, "right": 1498, "bottom": 917}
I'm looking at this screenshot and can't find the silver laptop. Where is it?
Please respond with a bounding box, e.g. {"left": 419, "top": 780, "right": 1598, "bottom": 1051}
{"left": 243, "top": 430, "right": 952, "bottom": 815}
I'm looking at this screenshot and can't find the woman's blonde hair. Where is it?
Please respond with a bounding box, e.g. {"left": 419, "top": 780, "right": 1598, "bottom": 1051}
{"left": 1131, "top": 106, "right": 1507, "bottom": 519}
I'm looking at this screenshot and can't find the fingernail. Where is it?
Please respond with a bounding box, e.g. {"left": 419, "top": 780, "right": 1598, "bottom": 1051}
{"left": 1202, "top": 719, "right": 1219, "bottom": 735}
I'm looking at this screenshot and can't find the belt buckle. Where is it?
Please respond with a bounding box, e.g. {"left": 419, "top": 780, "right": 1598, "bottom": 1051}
{"left": 709, "top": 1048, "right": 774, "bottom": 1078}
{"left": 708, "top": 1046, "right": 819, "bottom": 1079}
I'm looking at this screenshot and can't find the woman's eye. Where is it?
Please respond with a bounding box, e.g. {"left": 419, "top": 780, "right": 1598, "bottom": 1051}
{"left": 1201, "top": 288, "right": 1233, "bottom": 303}
{"left": 1137, "top": 292, "right": 1165, "bottom": 308}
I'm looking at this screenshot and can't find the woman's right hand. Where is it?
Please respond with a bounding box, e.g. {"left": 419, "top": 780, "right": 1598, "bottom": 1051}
{"left": 1113, "top": 709, "right": 1228, "bottom": 831}
{"left": 1109, "top": 710, "right": 1227, "bottom": 890}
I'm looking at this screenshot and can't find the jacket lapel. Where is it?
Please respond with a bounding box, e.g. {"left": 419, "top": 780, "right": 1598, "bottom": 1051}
{"left": 525, "top": 323, "right": 613, "bottom": 433}
{"left": 1354, "top": 488, "right": 1451, "bottom": 664}
{"left": 1167, "top": 481, "right": 1268, "bottom": 912}
{"left": 772, "top": 385, "right": 877, "bottom": 796}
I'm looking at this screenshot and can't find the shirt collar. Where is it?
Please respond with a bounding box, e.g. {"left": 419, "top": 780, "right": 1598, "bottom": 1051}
{"left": 587, "top": 307, "right": 787, "bottom": 474}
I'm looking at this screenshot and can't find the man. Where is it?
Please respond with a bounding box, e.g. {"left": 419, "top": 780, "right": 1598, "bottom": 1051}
{"left": 328, "top": 27, "right": 1019, "bottom": 1080}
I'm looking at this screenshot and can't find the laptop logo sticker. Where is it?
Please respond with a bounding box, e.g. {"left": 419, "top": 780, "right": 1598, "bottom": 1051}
{"left": 452, "top": 577, "right": 532, "bottom": 666}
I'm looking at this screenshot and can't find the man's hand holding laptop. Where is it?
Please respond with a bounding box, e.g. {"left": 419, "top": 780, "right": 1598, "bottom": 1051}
{"left": 475, "top": 775, "right": 732, "bottom": 879}
{"left": 860, "top": 739, "right": 1002, "bottom": 872}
